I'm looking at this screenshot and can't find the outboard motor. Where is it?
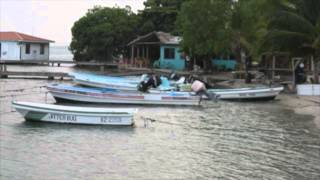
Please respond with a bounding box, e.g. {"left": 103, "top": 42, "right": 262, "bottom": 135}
{"left": 169, "top": 71, "right": 180, "bottom": 81}
{"left": 138, "top": 74, "right": 162, "bottom": 92}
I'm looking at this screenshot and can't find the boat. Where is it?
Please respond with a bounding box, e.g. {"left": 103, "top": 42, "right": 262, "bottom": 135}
{"left": 69, "top": 72, "right": 142, "bottom": 91}
{"left": 47, "top": 84, "right": 201, "bottom": 106}
{"left": 12, "top": 101, "right": 137, "bottom": 125}
{"left": 208, "top": 86, "right": 284, "bottom": 100}
{"left": 69, "top": 72, "right": 176, "bottom": 91}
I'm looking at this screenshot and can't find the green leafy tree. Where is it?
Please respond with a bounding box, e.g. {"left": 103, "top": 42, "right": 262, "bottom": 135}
{"left": 70, "top": 6, "right": 140, "bottom": 62}
{"left": 229, "top": 0, "right": 287, "bottom": 71}
{"left": 176, "top": 0, "right": 233, "bottom": 69}
{"left": 231, "top": 0, "right": 269, "bottom": 62}
{"left": 138, "top": 0, "right": 186, "bottom": 35}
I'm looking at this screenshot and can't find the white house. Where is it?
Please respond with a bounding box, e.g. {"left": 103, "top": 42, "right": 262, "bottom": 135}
{"left": 0, "top": 31, "right": 54, "bottom": 61}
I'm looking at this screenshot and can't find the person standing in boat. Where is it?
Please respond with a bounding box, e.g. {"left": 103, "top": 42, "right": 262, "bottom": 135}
{"left": 138, "top": 73, "right": 162, "bottom": 92}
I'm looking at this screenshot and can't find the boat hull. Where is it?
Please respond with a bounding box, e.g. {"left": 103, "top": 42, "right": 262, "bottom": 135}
{"left": 208, "top": 87, "right": 283, "bottom": 100}
{"left": 12, "top": 101, "right": 136, "bottom": 125}
{"left": 47, "top": 84, "right": 200, "bottom": 106}
{"left": 73, "top": 78, "right": 138, "bottom": 91}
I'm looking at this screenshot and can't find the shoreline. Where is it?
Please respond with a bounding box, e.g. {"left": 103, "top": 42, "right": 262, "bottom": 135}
{"left": 277, "top": 94, "right": 320, "bottom": 128}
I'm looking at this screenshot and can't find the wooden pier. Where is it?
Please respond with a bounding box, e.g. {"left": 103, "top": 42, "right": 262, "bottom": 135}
{"left": 0, "top": 60, "right": 118, "bottom": 72}
{"left": 0, "top": 64, "right": 70, "bottom": 79}
{"left": 0, "top": 71, "right": 70, "bottom": 80}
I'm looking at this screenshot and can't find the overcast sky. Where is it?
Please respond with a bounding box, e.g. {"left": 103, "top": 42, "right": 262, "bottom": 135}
{"left": 0, "top": 0, "right": 146, "bottom": 46}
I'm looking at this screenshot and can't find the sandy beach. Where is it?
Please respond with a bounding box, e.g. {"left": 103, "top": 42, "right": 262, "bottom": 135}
{"left": 278, "top": 94, "right": 320, "bottom": 128}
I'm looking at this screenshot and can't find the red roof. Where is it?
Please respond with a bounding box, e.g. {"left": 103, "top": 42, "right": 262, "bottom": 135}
{"left": 0, "top": 31, "right": 54, "bottom": 43}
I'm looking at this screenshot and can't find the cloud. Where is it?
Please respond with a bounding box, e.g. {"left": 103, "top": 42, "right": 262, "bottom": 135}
{"left": 0, "top": 0, "right": 146, "bottom": 46}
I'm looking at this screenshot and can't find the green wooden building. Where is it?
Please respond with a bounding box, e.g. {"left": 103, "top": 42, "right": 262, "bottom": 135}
{"left": 128, "top": 31, "right": 185, "bottom": 70}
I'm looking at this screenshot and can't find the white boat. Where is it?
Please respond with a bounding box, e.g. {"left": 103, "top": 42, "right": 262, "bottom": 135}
{"left": 47, "top": 84, "right": 200, "bottom": 106}
{"left": 208, "top": 86, "right": 284, "bottom": 100}
{"left": 12, "top": 101, "right": 137, "bottom": 125}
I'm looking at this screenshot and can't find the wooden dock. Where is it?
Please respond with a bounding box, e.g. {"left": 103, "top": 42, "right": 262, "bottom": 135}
{"left": 0, "top": 65, "right": 70, "bottom": 79}
{"left": 0, "top": 59, "right": 117, "bottom": 66}
{"left": 0, "top": 71, "right": 70, "bottom": 80}
{"left": 0, "top": 60, "right": 118, "bottom": 72}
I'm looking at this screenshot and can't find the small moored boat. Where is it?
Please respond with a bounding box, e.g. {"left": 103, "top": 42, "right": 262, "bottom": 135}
{"left": 208, "top": 86, "right": 284, "bottom": 100}
{"left": 12, "top": 101, "right": 137, "bottom": 125}
{"left": 47, "top": 84, "right": 200, "bottom": 106}
{"left": 69, "top": 72, "right": 175, "bottom": 91}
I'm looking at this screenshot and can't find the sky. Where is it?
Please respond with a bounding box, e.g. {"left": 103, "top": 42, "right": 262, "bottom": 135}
{"left": 0, "top": 0, "right": 146, "bottom": 46}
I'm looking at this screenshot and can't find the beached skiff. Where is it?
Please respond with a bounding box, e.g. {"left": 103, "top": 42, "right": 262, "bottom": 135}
{"left": 12, "top": 101, "right": 137, "bottom": 125}
{"left": 47, "top": 84, "right": 200, "bottom": 106}
{"left": 69, "top": 72, "right": 176, "bottom": 91}
{"left": 208, "top": 86, "right": 284, "bottom": 100}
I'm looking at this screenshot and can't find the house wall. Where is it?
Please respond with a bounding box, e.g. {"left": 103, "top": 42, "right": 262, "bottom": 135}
{"left": 212, "top": 59, "right": 237, "bottom": 70}
{"left": 21, "top": 43, "right": 49, "bottom": 60}
{"left": 159, "top": 45, "right": 185, "bottom": 70}
{"left": 0, "top": 41, "right": 20, "bottom": 61}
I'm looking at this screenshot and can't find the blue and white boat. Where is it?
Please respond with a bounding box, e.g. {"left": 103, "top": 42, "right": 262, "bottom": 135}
{"left": 69, "top": 72, "right": 175, "bottom": 91}
{"left": 47, "top": 84, "right": 200, "bottom": 106}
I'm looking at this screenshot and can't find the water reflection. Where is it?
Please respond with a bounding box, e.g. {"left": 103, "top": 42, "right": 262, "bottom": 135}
{"left": 1, "top": 74, "right": 320, "bottom": 179}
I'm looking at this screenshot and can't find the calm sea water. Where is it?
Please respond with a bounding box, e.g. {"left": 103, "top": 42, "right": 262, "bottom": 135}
{"left": 0, "top": 66, "right": 320, "bottom": 179}
{"left": 49, "top": 46, "right": 73, "bottom": 61}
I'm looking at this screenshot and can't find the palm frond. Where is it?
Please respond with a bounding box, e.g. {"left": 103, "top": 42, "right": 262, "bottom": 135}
{"left": 269, "top": 10, "right": 316, "bottom": 36}
{"left": 264, "top": 30, "right": 313, "bottom": 52}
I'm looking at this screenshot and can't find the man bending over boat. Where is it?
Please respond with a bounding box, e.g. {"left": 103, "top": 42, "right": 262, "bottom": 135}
{"left": 188, "top": 75, "right": 213, "bottom": 100}
{"left": 191, "top": 80, "right": 212, "bottom": 100}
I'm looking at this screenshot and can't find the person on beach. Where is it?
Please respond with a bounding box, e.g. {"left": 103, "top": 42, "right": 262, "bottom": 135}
{"left": 295, "top": 63, "right": 306, "bottom": 84}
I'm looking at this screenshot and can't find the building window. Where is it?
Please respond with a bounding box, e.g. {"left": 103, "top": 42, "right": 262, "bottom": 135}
{"left": 164, "top": 48, "right": 175, "bottom": 59}
{"left": 40, "top": 44, "right": 45, "bottom": 55}
{"left": 25, "top": 43, "right": 30, "bottom": 54}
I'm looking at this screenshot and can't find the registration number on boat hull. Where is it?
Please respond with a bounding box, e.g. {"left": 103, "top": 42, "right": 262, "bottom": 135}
{"left": 100, "top": 116, "right": 122, "bottom": 123}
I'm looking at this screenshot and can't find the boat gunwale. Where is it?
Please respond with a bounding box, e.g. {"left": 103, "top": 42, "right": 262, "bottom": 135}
{"left": 12, "top": 101, "right": 137, "bottom": 115}
{"left": 49, "top": 90, "right": 201, "bottom": 106}
{"left": 208, "top": 87, "right": 284, "bottom": 95}
{"left": 47, "top": 84, "right": 196, "bottom": 96}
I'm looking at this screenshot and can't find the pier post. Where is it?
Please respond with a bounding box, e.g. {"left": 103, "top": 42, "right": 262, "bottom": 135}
{"left": 0, "top": 64, "right": 8, "bottom": 78}
{"left": 100, "top": 65, "right": 105, "bottom": 72}
{"left": 272, "top": 56, "right": 275, "bottom": 81}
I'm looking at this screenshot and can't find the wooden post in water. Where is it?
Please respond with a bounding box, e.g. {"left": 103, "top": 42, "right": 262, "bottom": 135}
{"left": 131, "top": 45, "right": 134, "bottom": 66}
{"left": 0, "top": 64, "right": 8, "bottom": 78}
{"left": 272, "top": 55, "right": 276, "bottom": 81}
{"left": 100, "top": 65, "right": 105, "bottom": 72}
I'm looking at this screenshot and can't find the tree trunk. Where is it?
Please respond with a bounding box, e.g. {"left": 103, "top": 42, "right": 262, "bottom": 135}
{"left": 203, "top": 58, "right": 208, "bottom": 70}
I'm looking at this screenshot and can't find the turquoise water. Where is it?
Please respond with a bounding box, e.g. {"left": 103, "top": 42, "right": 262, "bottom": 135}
{"left": 0, "top": 68, "right": 320, "bottom": 179}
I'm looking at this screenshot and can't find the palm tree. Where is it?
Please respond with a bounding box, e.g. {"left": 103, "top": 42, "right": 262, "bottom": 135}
{"left": 263, "top": 0, "right": 320, "bottom": 83}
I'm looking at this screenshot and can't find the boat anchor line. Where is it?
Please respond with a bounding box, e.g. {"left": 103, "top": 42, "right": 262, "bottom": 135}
{"left": 4, "top": 85, "right": 47, "bottom": 93}
{"left": 142, "top": 117, "right": 156, "bottom": 128}
{"left": 141, "top": 116, "right": 184, "bottom": 128}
